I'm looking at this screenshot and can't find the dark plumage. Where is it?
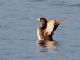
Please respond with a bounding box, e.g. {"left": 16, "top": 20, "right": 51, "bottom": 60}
{"left": 38, "top": 18, "right": 47, "bottom": 30}
{"left": 37, "top": 18, "right": 47, "bottom": 41}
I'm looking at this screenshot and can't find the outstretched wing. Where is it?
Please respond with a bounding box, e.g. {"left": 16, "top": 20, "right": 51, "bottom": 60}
{"left": 46, "top": 19, "right": 63, "bottom": 35}
{"left": 53, "top": 20, "right": 63, "bottom": 32}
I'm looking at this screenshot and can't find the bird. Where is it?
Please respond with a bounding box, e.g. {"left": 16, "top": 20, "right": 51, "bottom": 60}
{"left": 36, "top": 17, "right": 63, "bottom": 47}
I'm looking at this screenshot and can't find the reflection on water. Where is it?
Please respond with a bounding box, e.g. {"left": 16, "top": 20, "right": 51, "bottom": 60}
{"left": 37, "top": 46, "right": 58, "bottom": 53}
{"left": 38, "top": 46, "right": 57, "bottom": 53}
{"left": 36, "top": 39, "right": 60, "bottom": 53}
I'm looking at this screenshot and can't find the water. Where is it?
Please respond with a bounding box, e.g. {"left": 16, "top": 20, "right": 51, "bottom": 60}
{"left": 0, "top": 0, "right": 80, "bottom": 60}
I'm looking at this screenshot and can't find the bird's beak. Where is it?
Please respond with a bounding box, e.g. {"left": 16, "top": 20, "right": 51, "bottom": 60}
{"left": 37, "top": 18, "right": 40, "bottom": 21}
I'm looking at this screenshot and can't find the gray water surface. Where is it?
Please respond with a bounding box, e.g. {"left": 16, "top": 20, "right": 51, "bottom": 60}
{"left": 0, "top": 0, "right": 80, "bottom": 60}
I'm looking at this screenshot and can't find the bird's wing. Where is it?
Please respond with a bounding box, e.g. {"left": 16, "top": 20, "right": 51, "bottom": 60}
{"left": 46, "top": 19, "right": 64, "bottom": 35}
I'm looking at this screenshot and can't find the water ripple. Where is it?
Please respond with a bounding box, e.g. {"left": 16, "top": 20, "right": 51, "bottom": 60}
{"left": 0, "top": 37, "right": 9, "bottom": 40}
{"left": 29, "top": 0, "right": 45, "bottom": 2}
{"left": 50, "top": 1, "right": 66, "bottom": 6}
{"left": 0, "top": 25, "right": 11, "bottom": 29}
{"left": 22, "top": 56, "right": 33, "bottom": 59}
{"left": 4, "top": 52, "right": 16, "bottom": 55}
{"left": 0, "top": 1, "right": 5, "bottom": 6}
{"left": 68, "top": 4, "right": 80, "bottom": 7}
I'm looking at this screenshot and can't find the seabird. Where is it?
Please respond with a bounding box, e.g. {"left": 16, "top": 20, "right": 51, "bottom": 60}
{"left": 37, "top": 17, "right": 63, "bottom": 47}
